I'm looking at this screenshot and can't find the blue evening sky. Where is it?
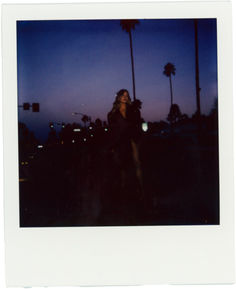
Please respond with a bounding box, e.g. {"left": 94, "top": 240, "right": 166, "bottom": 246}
{"left": 17, "top": 19, "right": 217, "bottom": 141}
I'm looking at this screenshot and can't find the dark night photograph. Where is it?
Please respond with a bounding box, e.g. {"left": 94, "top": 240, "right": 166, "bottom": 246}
{"left": 17, "top": 18, "right": 219, "bottom": 227}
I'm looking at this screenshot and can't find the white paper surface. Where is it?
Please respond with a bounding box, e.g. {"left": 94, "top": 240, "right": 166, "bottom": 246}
{"left": 1, "top": 1, "right": 234, "bottom": 286}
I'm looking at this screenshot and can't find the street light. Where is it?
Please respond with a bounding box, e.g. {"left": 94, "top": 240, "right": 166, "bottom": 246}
{"left": 142, "top": 122, "right": 148, "bottom": 132}
{"left": 49, "top": 122, "right": 54, "bottom": 129}
{"left": 49, "top": 122, "right": 65, "bottom": 129}
{"left": 72, "top": 112, "right": 92, "bottom": 124}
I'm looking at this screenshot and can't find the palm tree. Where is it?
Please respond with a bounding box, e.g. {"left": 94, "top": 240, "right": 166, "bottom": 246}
{"left": 81, "top": 115, "right": 89, "bottom": 127}
{"left": 210, "top": 98, "right": 218, "bottom": 116}
{"left": 120, "top": 19, "right": 140, "bottom": 101}
{"left": 95, "top": 118, "right": 102, "bottom": 128}
{"left": 167, "top": 103, "right": 182, "bottom": 124}
{"left": 163, "top": 62, "right": 176, "bottom": 107}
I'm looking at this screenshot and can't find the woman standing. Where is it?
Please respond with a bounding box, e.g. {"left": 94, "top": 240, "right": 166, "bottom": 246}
{"left": 107, "top": 89, "right": 143, "bottom": 196}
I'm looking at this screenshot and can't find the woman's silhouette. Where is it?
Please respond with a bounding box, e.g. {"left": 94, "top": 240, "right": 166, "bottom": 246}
{"left": 107, "top": 89, "right": 143, "bottom": 197}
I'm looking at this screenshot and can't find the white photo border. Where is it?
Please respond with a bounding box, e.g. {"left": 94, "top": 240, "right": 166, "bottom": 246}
{"left": 2, "top": 1, "right": 234, "bottom": 286}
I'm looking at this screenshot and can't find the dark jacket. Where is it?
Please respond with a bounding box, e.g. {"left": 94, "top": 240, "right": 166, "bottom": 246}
{"left": 107, "top": 103, "right": 142, "bottom": 164}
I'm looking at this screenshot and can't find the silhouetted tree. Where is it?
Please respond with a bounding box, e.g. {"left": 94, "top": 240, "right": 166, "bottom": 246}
{"left": 47, "top": 128, "right": 58, "bottom": 145}
{"left": 88, "top": 121, "right": 95, "bottom": 129}
{"left": 103, "top": 121, "right": 108, "bottom": 127}
{"left": 18, "top": 122, "right": 39, "bottom": 153}
{"left": 159, "top": 120, "right": 169, "bottom": 128}
{"left": 178, "top": 113, "right": 190, "bottom": 125}
{"left": 59, "top": 123, "right": 72, "bottom": 144}
{"left": 210, "top": 98, "right": 218, "bottom": 116}
{"left": 95, "top": 118, "right": 102, "bottom": 128}
{"left": 163, "top": 62, "right": 176, "bottom": 107}
{"left": 120, "top": 19, "right": 140, "bottom": 100}
{"left": 167, "top": 104, "right": 182, "bottom": 124}
{"left": 207, "top": 98, "right": 218, "bottom": 131}
{"left": 81, "top": 115, "right": 89, "bottom": 127}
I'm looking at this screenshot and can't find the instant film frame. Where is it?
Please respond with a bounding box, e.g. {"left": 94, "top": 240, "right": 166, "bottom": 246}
{"left": 2, "top": 1, "right": 234, "bottom": 286}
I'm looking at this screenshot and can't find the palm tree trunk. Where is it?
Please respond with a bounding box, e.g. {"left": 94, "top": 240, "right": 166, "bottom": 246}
{"left": 169, "top": 74, "right": 173, "bottom": 107}
{"left": 169, "top": 75, "right": 174, "bottom": 133}
{"left": 128, "top": 30, "right": 136, "bottom": 101}
{"left": 194, "top": 19, "right": 201, "bottom": 118}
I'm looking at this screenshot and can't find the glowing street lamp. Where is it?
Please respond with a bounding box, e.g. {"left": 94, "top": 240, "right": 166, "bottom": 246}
{"left": 49, "top": 122, "right": 54, "bottom": 129}
{"left": 142, "top": 122, "right": 148, "bottom": 132}
{"left": 49, "top": 122, "right": 66, "bottom": 129}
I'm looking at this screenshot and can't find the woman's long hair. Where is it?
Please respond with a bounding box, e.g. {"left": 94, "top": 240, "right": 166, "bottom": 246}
{"left": 109, "top": 89, "right": 132, "bottom": 115}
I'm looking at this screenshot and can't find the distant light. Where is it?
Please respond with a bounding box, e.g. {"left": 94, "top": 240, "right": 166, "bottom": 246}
{"left": 83, "top": 138, "right": 86, "bottom": 142}
{"left": 25, "top": 161, "right": 28, "bottom": 165}
{"left": 73, "top": 128, "right": 81, "bottom": 132}
{"left": 91, "top": 134, "right": 93, "bottom": 137}
{"left": 72, "top": 140, "right": 75, "bottom": 143}
{"left": 37, "top": 145, "right": 43, "bottom": 149}
{"left": 61, "top": 141, "right": 64, "bottom": 144}
{"left": 21, "top": 162, "right": 25, "bottom": 165}
{"left": 142, "top": 123, "right": 148, "bottom": 132}
{"left": 89, "top": 126, "right": 92, "bottom": 130}
{"left": 104, "top": 128, "right": 108, "bottom": 131}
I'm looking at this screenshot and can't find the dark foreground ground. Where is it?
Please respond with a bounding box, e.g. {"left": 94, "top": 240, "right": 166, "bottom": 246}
{"left": 19, "top": 132, "right": 219, "bottom": 227}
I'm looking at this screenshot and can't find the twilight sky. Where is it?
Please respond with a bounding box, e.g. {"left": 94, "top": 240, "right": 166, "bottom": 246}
{"left": 17, "top": 18, "right": 217, "bottom": 141}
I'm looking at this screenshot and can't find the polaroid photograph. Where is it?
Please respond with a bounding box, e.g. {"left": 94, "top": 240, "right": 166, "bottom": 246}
{"left": 2, "top": 1, "right": 234, "bottom": 286}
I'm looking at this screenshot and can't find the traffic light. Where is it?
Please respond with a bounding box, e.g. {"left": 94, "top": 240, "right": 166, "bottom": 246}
{"left": 23, "top": 103, "right": 30, "bottom": 110}
{"left": 32, "top": 103, "right": 40, "bottom": 112}
{"left": 49, "top": 122, "right": 54, "bottom": 129}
